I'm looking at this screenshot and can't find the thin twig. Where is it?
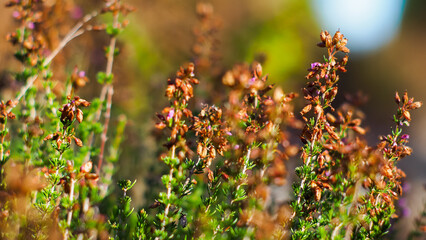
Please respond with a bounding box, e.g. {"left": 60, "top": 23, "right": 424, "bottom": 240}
{"left": 96, "top": 6, "right": 119, "bottom": 174}
{"left": 64, "top": 178, "right": 76, "bottom": 240}
{"left": 155, "top": 145, "right": 176, "bottom": 240}
{"left": 12, "top": 10, "right": 99, "bottom": 107}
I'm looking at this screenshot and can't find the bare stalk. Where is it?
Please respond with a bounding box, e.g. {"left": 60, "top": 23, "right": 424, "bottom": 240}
{"left": 96, "top": 7, "right": 119, "bottom": 173}
{"left": 12, "top": 10, "right": 99, "bottom": 108}
{"left": 155, "top": 145, "right": 176, "bottom": 240}
{"left": 64, "top": 178, "right": 76, "bottom": 240}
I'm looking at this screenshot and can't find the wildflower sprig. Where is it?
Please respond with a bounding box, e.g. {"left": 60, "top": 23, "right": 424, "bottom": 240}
{"left": 292, "top": 30, "right": 422, "bottom": 239}
{"left": 151, "top": 63, "right": 199, "bottom": 239}
{"left": 1, "top": 1, "right": 130, "bottom": 239}
{"left": 292, "top": 30, "right": 351, "bottom": 238}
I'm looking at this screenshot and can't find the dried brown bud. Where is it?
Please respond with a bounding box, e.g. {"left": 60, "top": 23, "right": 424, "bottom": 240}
{"left": 74, "top": 137, "right": 83, "bottom": 147}
{"left": 403, "top": 91, "right": 409, "bottom": 103}
{"left": 76, "top": 99, "right": 90, "bottom": 107}
{"left": 255, "top": 63, "right": 262, "bottom": 77}
{"left": 341, "top": 55, "right": 349, "bottom": 65}
{"left": 326, "top": 113, "right": 336, "bottom": 123}
{"left": 187, "top": 63, "right": 195, "bottom": 75}
{"left": 395, "top": 92, "right": 401, "bottom": 104}
{"left": 85, "top": 173, "right": 99, "bottom": 181}
{"left": 80, "top": 161, "right": 93, "bottom": 174}
{"left": 207, "top": 168, "right": 214, "bottom": 182}
{"left": 166, "top": 84, "right": 176, "bottom": 99}
{"left": 407, "top": 101, "right": 422, "bottom": 110}
{"left": 320, "top": 31, "right": 327, "bottom": 43}
{"left": 403, "top": 110, "right": 411, "bottom": 121}
{"left": 325, "top": 35, "right": 332, "bottom": 48}
{"left": 66, "top": 160, "right": 73, "bottom": 172}
{"left": 325, "top": 125, "right": 339, "bottom": 140}
{"left": 76, "top": 108, "right": 83, "bottom": 123}
{"left": 197, "top": 143, "right": 206, "bottom": 158}
{"left": 222, "top": 71, "right": 235, "bottom": 86}
{"left": 332, "top": 31, "right": 343, "bottom": 45}
{"left": 209, "top": 147, "right": 216, "bottom": 159}
{"left": 149, "top": 200, "right": 162, "bottom": 209}
{"left": 56, "top": 138, "right": 62, "bottom": 148}
{"left": 352, "top": 126, "right": 366, "bottom": 135}
{"left": 339, "top": 46, "right": 350, "bottom": 53}
{"left": 301, "top": 104, "right": 312, "bottom": 115}
{"left": 44, "top": 133, "right": 54, "bottom": 141}
{"left": 314, "top": 105, "right": 323, "bottom": 116}
{"left": 155, "top": 121, "right": 166, "bottom": 130}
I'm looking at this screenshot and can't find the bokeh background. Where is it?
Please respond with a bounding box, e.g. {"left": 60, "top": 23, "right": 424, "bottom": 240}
{"left": 0, "top": 0, "right": 425, "bottom": 238}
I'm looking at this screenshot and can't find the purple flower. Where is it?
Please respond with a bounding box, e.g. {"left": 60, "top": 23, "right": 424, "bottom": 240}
{"left": 401, "top": 134, "right": 410, "bottom": 140}
{"left": 71, "top": 7, "right": 83, "bottom": 19}
{"left": 234, "top": 145, "right": 240, "bottom": 150}
{"left": 226, "top": 131, "right": 232, "bottom": 136}
{"left": 167, "top": 108, "right": 175, "bottom": 120}
{"left": 12, "top": 11, "right": 20, "bottom": 19}
{"left": 402, "top": 182, "right": 411, "bottom": 192}
{"left": 311, "top": 62, "right": 321, "bottom": 69}
{"left": 27, "top": 22, "right": 35, "bottom": 30}
{"left": 78, "top": 71, "right": 86, "bottom": 78}
{"left": 398, "top": 197, "right": 411, "bottom": 217}
{"left": 248, "top": 77, "right": 256, "bottom": 86}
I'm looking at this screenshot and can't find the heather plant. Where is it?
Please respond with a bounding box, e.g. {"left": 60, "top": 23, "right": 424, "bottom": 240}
{"left": 0, "top": 1, "right": 423, "bottom": 240}
{"left": 1, "top": 0, "right": 132, "bottom": 239}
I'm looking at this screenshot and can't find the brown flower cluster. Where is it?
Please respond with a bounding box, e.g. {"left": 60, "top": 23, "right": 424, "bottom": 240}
{"left": 293, "top": 31, "right": 423, "bottom": 238}
{"left": 193, "top": 105, "right": 229, "bottom": 168}
{"left": 71, "top": 67, "right": 89, "bottom": 91}
{"left": 57, "top": 161, "right": 99, "bottom": 194}
{"left": 44, "top": 96, "right": 90, "bottom": 149}
{"left": 192, "top": 2, "right": 221, "bottom": 73}
{"left": 0, "top": 100, "right": 17, "bottom": 124}
{"left": 306, "top": 31, "right": 349, "bottom": 82}
{"left": 5, "top": 0, "right": 46, "bottom": 66}
{"left": 156, "top": 63, "right": 199, "bottom": 158}
{"left": 59, "top": 96, "right": 90, "bottom": 126}
{"left": 221, "top": 62, "right": 299, "bottom": 182}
